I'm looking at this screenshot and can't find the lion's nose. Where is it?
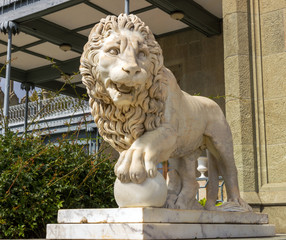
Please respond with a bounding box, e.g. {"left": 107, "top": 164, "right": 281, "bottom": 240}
{"left": 122, "top": 64, "right": 141, "bottom": 76}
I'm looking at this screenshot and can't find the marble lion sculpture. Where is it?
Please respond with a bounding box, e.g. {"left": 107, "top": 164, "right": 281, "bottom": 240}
{"left": 80, "top": 14, "right": 252, "bottom": 212}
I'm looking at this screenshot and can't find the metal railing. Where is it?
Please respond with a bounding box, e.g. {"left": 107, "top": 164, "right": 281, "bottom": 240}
{"left": 1, "top": 0, "right": 41, "bottom": 15}
{"left": 7, "top": 95, "right": 90, "bottom": 124}
{"left": 196, "top": 176, "right": 225, "bottom": 203}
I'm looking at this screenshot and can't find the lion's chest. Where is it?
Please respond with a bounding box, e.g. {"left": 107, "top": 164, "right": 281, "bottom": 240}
{"left": 171, "top": 134, "right": 205, "bottom": 158}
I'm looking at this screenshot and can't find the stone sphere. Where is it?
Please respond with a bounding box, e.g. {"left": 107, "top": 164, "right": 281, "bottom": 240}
{"left": 114, "top": 172, "right": 167, "bottom": 208}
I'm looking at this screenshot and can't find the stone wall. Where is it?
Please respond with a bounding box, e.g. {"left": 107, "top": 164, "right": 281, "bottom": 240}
{"left": 223, "top": 0, "right": 286, "bottom": 233}
{"left": 259, "top": 0, "right": 286, "bottom": 185}
{"left": 157, "top": 29, "right": 225, "bottom": 113}
{"left": 259, "top": 1, "right": 286, "bottom": 233}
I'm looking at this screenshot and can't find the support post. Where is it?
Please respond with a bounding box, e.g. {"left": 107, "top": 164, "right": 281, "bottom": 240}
{"left": 125, "top": 0, "right": 129, "bottom": 15}
{"left": 95, "top": 128, "right": 101, "bottom": 153}
{"left": 2, "top": 27, "right": 12, "bottom": 134}
{"left": 21, "top": 83, "right": 34, "bottom": 136}
{"left": 0, "top": 21, "right": 19, "bottom": 134}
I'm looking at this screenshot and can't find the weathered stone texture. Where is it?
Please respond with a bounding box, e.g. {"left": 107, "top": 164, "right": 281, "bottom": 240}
{"left": 222, "top": 0, "right": 248, "bottom": 17}
{"left": 223, "top": 0, "right": 286, "bottom": 232}
{"left": 258, "top": 0, "right": 286, "bottom": 187}
{"left": 264, "top": 99, "right": 286, "bottom": 145}
{"left": 233, "top": 144, "right": 256, "bottom": 192}
{"left": 262, "top": 53, "right": 286, "bottom": 99}
{"left": 223, "top": 12, "right": 249, "bottom": 58}
{"left": 226, "top": 99, "right": 254, "bottom": 146}
{"left": 260, "top": 183, "right": 286, "bottom": 203}
{"left": 223, "top": 0, "right": 256, "bottom": 194}
{"left": 260, "top": 10, "right": 285, "bottom": 56}
{"left": 284, "top": 8, "right": 286, "bottom": 36}
{"left": 157, "top": 29, "right": 225, "bottom": 112}
{"left": 260, "top": 0, "right": 286, "bottom": 14}
{"left": 262, "top": 206, "right": 286, "bottom": 233}
{"left": 240, "top": 191, "right": 261, "bottom": 205}
{"left": 262, "top": 51, "right": 286, "bottom": 184}
{"left": 267, "top": 144, "right": 286, "bottom": 183}
{"left": 224, "top": 55, "right": 252, "bottom": 99}
{"left": 264, "top": 98, "right": 286, "bottom": 183}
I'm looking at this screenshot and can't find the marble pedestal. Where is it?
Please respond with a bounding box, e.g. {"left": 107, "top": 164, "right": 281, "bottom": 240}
{"left": 46, "top": 208, "right": 275, "bottom": 240}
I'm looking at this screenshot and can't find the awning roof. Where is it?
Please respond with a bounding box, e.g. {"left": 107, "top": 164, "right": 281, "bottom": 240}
{"left": 0, "top": 0, "right": 222, "bottom": 98}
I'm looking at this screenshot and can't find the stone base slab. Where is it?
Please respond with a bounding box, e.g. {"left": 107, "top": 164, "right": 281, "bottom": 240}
{"left": 47, "top": 223, "right": 275, "bottom": 239}
{"left": 46, "top": 208, "right": 275, "bottom": 239}
{"left": 56, "top": 208, "right": 269, "bottom": 224}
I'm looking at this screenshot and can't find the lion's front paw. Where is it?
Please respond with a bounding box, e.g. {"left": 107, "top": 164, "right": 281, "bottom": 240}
{"left": 115, "top": 147, "right": 158, "bottom": 184}
{"left": 129, "top": 149, "right": 147, "bottom": 183}
{"left": 114, "top": 150, "right": 131, "bottom": 183}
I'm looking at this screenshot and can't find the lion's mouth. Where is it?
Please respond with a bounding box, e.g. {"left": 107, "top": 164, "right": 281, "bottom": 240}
{"left": 115, "top": 83, "right": 133, "bottom": 94}
{"left": 107, "top": 81, "right": 134, "bottom": 95}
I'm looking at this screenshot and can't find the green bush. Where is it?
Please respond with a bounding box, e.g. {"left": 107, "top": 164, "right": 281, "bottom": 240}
{"left": 0, "top": 130, "right": 117, "bottom": 239}
{"left": 198, "top": 197, "right": 223, "bottom": 207}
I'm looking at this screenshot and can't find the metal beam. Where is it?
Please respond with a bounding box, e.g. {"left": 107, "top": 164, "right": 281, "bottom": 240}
{"left": 130, "top": 5, "right": 156, "bottom": 15}
{"left": 26, "top": 57, "right": 81, "bottom": 84}
{"left": 37, "top": 80, "right": 87, "bottom": 99}
{"left": 72, "top": 22, "right": 96, "bottom": 33}
{"left": 25, "top": 56, "right": 87, "bottom": 98}
{"left": 156, "top": 27, "right": 192, "bottom": 39}
{"left": 20, "top": 18, "right": 87, "bottom": 53}
{"left": 146, "top": 0, "right": 221, "bottom": 36}
{"left": 22, "top": 48, "right": 63, "bottom": 64}
{"left": 72, "top": 5, "right": 157, "bottom": 33}
{"left": 0, "top": 64, "right": 26, "bottom": 82}
{"left": 0, "top": 57, "right": 85, "bottom": 99}
{"left": 84, "top": 1, "right": 114, "bottom": 16}
{"left": 1, "top": 55, "right": 83, "bottom": 98}
{"left": 0, "top": 38, "right": 63, "bottom": 64}
{"left": 0, "top": 39, "right": 46, "bottom": 57}
{"left": 0, "top": 0, "right": 86, "bottom": 23}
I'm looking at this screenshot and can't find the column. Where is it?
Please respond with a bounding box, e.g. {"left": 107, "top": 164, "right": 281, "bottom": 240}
{"left": 222, "top": 0, "right": 260, "bottom": 203}
{"left": 0, "top": 21, "right": 19, "bottom": 134}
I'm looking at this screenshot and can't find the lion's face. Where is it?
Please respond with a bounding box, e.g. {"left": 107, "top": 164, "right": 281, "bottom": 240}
{"left": 80, "top": 14, "right": 166, "bottom": 151}
{"left": 97, "top": 29, "right": 153, "bottom": 107}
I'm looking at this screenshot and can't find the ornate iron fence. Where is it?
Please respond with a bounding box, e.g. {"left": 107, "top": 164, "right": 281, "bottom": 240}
{"left": 1, "top": 0, "right": 41, "bottom": 14}
{"left": 8, "top": 95, "right": 90, "bottom": 124}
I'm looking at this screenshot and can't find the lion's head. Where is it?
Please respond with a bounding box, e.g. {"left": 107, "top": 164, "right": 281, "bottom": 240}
{"left": 80, "top": 14, "right": 167, "bottom": 152}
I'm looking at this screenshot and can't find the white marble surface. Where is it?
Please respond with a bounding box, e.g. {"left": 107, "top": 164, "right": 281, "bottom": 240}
{"left": 80, "top": 14, "right": 251, "bottom": 212}
{"left": 114, "top": 172, "right": 167, "bottom": 208}
{"left": 57, "top": 208, "right": 269, "bottom": 224}
{"left": 47, "top": 223, "right": 275, "bottom": 239}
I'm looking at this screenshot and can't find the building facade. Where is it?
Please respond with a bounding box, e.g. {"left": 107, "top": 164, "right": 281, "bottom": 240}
{"left": 222, "top": 0, "right": 286, "bottom": 233}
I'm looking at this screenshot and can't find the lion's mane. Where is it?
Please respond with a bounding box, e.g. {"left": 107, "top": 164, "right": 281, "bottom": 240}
{"left": 80, "top": 14, "right": 167, "bottom": 152}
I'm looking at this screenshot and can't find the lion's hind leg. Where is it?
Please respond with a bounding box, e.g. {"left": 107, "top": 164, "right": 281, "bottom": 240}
{"left": 166, "top": 153, "right": 204, "bottom": 210}
{"left": 204, "top": 150, "right": 220, "bottom": 211}
{"left": 205, "top": 120, "right": 252, "bottom": 212}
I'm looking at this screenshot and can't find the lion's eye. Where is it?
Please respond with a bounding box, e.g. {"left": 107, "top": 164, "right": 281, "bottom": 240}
{"left": 108, "top": 48, "right": 120, "bottom": 55}
{"left": 138, "top": 50, "right": 146, "bottom": 58}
